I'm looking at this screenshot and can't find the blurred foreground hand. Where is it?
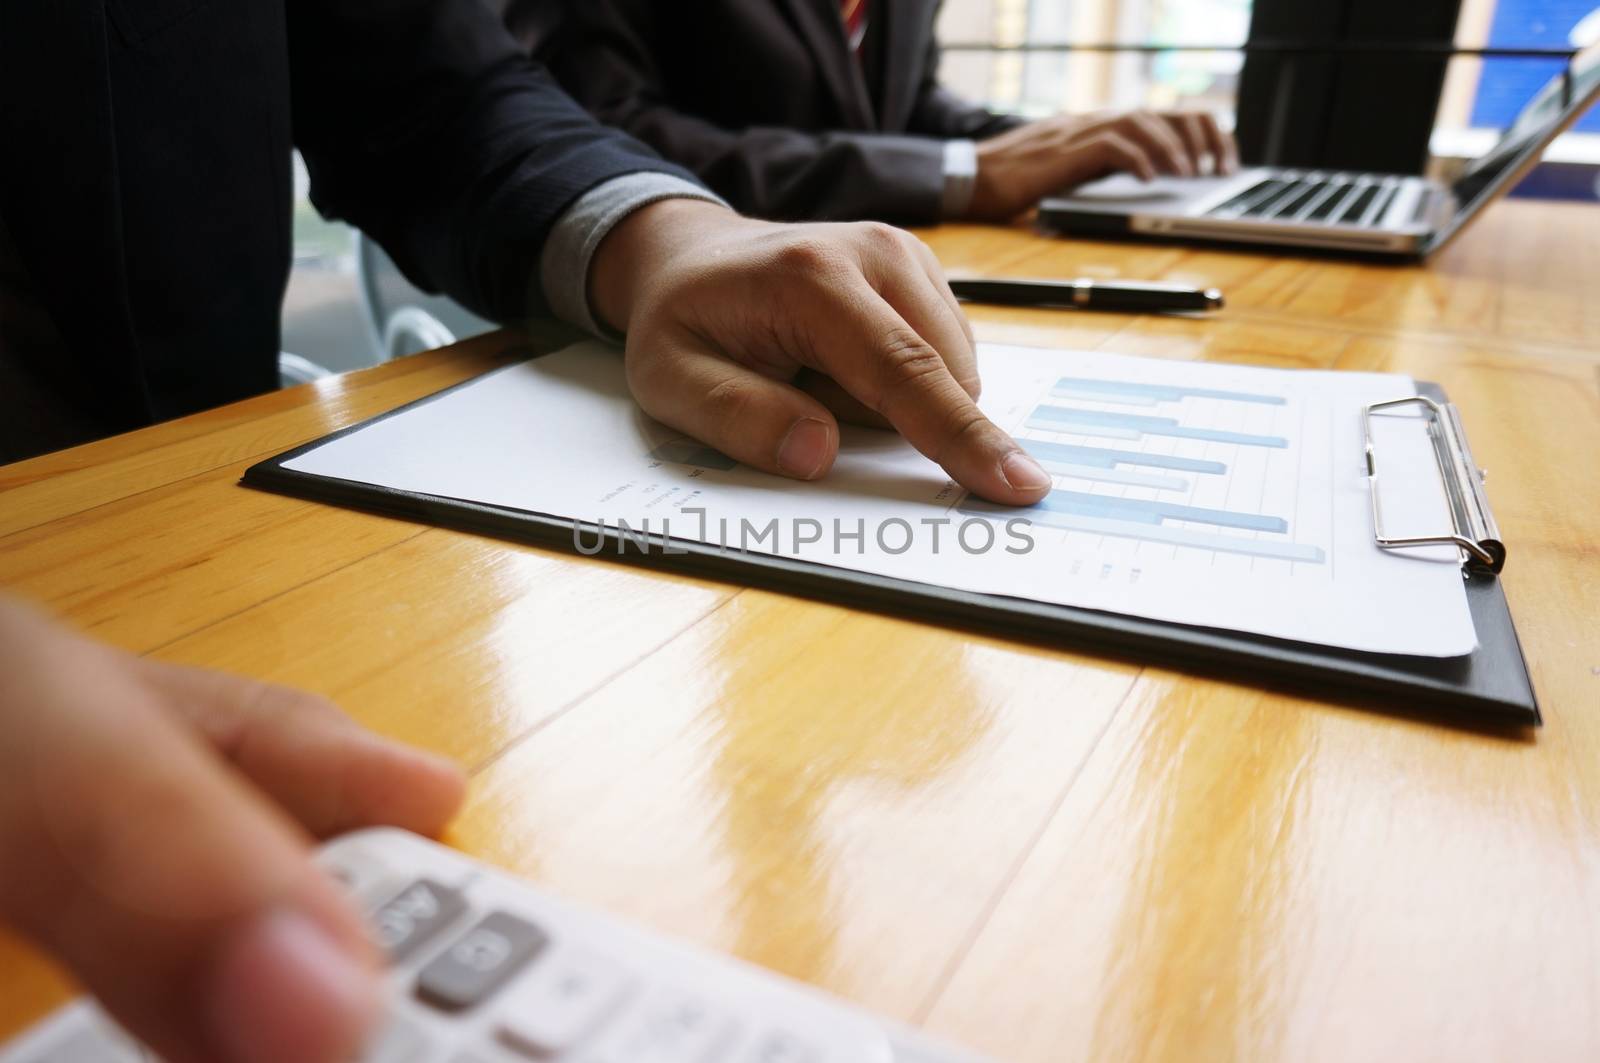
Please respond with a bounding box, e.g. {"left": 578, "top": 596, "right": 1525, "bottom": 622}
{"left": 0, "top": 596, "right": 466, "bottom": 1063}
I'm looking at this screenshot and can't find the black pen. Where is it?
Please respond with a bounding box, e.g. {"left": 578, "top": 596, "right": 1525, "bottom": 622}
{"left": 947, "top": 277, "right": 1224, "bottom": 314}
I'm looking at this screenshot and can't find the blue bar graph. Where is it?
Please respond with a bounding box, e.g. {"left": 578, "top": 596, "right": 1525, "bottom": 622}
{"left": 962, "top": 500, "right": 1326, "bottom": 564}
{"left": 961, "top": 494, "right": 1324, "bottom": 564}
{"left": 649, "top": 440, "right": 737, "bottom": 471}
{"left": 990, "top": 374, "right": 1320, "bottom": 563}
{"left": 1017, "top": 440, "right": 1227, "bottom": 476}
{"left": 1040, "top": 422, "right": 1143, "bottom": 441}
{"left": 1026, "top": 406, "right": 1288, "bottom": 449}
{"left": 1029, "top": 460, "right": 1189, "bottom": 493}
{"left": 1051, "top": 378, "right": 1287, "bottom": 406}
{"left": 1052, "top": 386, "right": 1162, "bottom": 407}
{"left": 1035, "top": 491, "right": 1288, "bottom": 533}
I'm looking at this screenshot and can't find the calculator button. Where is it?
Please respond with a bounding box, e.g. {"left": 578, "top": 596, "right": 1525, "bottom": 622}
{"left": 20, "top": 1025, "right": 146, "bottom": 1063}
{"left": 734, "top": 1031, "right": 820, "bottom": 1063}
{"left": 320, "top": 852, "right": 390, "bottom": 903}
{"left": 361, "top": 1013, "right": 431, "bottom": 1062}
{"left": 615, "top": 993, "right": 733, "bottom": 1061}
{"left": 496, "top": 951, "right": 635, "bottom": 1057}
{"left": 370, "top": 879, "right": 468, "bottom": 962}
{"left": 416, "top": 911, "right": 549, "bottom": 1012}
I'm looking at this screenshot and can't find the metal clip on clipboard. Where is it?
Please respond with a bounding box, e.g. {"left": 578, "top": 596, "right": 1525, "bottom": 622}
{"left": 1363, "top": 395, "right": 1506, "bottom": 576}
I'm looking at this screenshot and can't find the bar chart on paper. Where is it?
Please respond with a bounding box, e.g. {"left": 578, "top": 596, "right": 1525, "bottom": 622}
{"left": 963, "top": 371, "right": 1330, "bottom": 573}
{"left": 275, "top": 341, "right": 1477, "bottom": 656}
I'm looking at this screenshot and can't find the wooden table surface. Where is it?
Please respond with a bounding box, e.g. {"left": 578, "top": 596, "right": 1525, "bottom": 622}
{"left": 2, "top": 199, "right": 1598, "bottom": 1061}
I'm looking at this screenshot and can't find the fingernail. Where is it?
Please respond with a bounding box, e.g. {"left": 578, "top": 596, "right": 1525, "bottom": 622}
{"left": 210, "top": 909, "right": 379, "bottom": 1063}
{"left": 777, "top": 418, "right": 831, "bottom": 479}
{"left": 1001, "top": 451, "right": 1052, "bottom": 493}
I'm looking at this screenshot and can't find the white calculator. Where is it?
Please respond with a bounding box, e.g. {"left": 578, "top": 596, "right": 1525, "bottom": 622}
{"left": 0, "top": 828, "right": 989, "bottom": 1063}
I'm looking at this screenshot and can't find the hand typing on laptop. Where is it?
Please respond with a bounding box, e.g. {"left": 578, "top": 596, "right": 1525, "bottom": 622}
{"left": 969, "top": 110, "right": 1240, "bottom": 222}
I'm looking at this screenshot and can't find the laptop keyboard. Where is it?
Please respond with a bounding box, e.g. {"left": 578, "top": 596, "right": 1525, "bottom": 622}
{"left": 1207, "top": 172, "right": 1401, "bottom": 227}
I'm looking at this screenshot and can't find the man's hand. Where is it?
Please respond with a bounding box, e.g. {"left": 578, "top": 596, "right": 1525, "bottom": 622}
{"left": 0, "top": 597, "right": 466, "bottom": 1063}
{"left": 588, "top": 201, "right": 1053, "bottom": 506}
{"left": 969, "top": 110, "right": 1240, "bottom": 222}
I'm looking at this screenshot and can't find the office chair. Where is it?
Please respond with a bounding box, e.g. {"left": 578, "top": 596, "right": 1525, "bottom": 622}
{"left": 278, "top": 352, "right": 333, "bottom": 387}
{"left": 276, "top": 233, "right": 491, "bottom": 389}
{"left": 356, "top": 233, "right": 493, "bottom": 361}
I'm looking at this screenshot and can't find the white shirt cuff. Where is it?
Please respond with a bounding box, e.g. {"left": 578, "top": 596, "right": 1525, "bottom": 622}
{"left": 538, "top": 173, "right": 727, "bottom": 338}
{"left": 941, "top": 139, "right": 979, "bottom": 220}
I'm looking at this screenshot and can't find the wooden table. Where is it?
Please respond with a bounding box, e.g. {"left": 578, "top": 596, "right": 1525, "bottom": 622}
{"left": 3, "top": 199, "right": 1598, "bottom": 1061}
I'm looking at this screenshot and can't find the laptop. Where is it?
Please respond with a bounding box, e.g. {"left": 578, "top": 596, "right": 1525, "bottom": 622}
{"left": 1039, "top": 40, "right": 1600, "bottom": 259}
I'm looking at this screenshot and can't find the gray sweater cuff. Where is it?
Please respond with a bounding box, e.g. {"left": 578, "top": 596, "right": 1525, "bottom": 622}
{"left": 941, "top": 139, "right": 979, "bottom": 219}
{"left": 538, "top": 173, "right": 727, "bottom": 337}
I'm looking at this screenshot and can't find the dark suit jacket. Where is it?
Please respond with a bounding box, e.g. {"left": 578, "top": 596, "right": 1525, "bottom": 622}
{"left": 0, "top": 0, "right": 692, "bottom": 444}
{"left": 516, "top": 0, "right": 1023, "bottom": 223}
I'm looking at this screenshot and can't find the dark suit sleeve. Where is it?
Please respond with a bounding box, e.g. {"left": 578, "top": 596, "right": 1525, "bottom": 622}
{"left": 544, "top": 0, "right": 949, "bottom": 224}
{"left": 286, "top": 0, "right": 698, "bottom": 323}
{"left": 905, "top": 21, "right": 1025, "bottom": 141}
{"left": 907, "top": 83, "right": 1026, "bottom": 142}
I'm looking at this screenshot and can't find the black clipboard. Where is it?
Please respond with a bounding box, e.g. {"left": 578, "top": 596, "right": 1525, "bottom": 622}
{"left": 242, "top": 373, "right": 1539, "bottom": 726}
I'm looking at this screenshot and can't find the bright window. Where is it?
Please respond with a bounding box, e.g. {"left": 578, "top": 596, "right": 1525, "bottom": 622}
{"left": 935, "top": 0, "right": 1249, "bottom": 121}
{"left": 937, "top": 0, "right": 1600, "bottom": 165}
{"left": 1438, "top": 0, "right": 1600, "bottom": 162}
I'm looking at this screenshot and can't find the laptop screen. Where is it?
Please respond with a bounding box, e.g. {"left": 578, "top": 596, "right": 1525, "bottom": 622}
{"left": 1452, "top": 41, "right": 1600, "bottom": 206}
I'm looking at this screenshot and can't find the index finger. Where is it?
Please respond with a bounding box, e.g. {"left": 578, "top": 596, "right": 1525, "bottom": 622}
{"left": 1191, "top": 112, "right": 1239, "bottom": 174}
{"left": 800, "top": 274, "right": 1051, "bottom": 505}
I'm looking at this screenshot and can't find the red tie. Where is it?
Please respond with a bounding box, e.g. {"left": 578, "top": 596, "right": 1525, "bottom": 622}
{"left": 841, "top": 0, "right": 869, "bottom": 53}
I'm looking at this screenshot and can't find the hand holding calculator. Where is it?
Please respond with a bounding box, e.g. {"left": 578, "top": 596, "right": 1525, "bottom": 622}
{"left": 0, "top": 829, "right": 985, "bottom": 1063}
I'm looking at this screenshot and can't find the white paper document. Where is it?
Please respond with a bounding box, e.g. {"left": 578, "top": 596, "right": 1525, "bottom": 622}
{"left": 286, "top": 342, "right": 1477, "bottom": 657}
